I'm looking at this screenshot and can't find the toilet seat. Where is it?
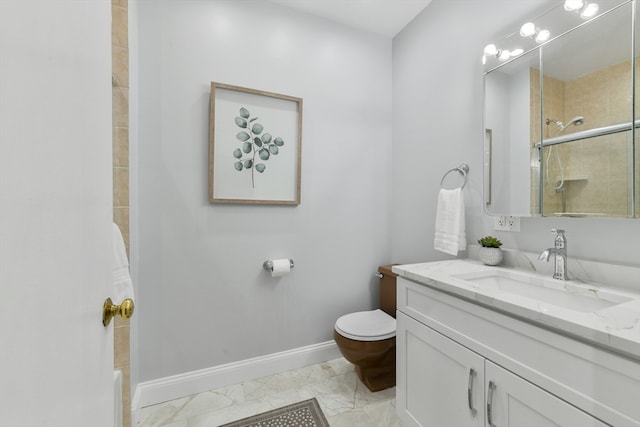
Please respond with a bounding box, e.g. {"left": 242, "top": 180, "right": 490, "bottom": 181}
{"left": 335, "top": 309, "right": 396, "bottom": 341}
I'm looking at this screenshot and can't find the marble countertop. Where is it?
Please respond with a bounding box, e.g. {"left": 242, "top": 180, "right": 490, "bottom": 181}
{"left": 393, "top": 259, "right": 640, "bottom": 360}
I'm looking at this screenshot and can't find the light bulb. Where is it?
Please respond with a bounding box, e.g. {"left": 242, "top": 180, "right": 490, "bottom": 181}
{"left": 498, "top": 50, "right": 511, "bottom": 62}
{"left": 535, "top": 29, "right": 550, "bottom": 43}
{"left": 580, "top": 3, "right": 599, "bottom": 18}
{"left": 520, "top": 22, "right": 536, "bottom": 38}
{"left": 564, "top": 0, "right": 585, "bottom": 11}
{"left": 484, "top": 44, "right": 499, "bottom": 56}
{"left": 510, "top": 48, "right": 524, "bottom": 57}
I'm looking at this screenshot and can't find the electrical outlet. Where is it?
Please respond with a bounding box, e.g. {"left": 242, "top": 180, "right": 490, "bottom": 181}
{"left": 506, "top": 216, "right": 521, "bottom": 231}
{"left": 493, "top": 215, "right": 520, "bottom": 232}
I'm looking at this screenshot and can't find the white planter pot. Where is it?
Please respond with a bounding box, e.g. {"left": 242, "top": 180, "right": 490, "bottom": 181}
{"left": 479, "top": 247, "right": 503, "bottom": 266}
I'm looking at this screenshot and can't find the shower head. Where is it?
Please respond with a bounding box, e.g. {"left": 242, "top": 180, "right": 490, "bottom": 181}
{"left": 559, "top": 116, "right": 584, "bottom": 131}
{"left": 545, "top": 116, "right": 585, "bottom": 133}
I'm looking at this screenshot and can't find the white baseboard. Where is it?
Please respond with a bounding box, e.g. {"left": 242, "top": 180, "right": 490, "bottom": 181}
{"left": 132, "top": 340, "right": 340, "bottom": 414}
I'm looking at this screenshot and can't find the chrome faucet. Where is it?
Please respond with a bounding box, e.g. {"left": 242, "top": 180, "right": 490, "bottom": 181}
{"left": 538, "top": 229, "right": 568, "bottom": 280}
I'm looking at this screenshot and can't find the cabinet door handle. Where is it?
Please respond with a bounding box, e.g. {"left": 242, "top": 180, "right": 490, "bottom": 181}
{"left": 467, "top": 368, "right": 477, "bottom": 416}
{"left": 487, "top": 380, "right": 497, "bottom": 427}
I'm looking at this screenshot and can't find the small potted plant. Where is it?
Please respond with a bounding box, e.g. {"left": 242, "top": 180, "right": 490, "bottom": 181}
{"left": 477, "top": 236, "right": 503, "bottom": 266}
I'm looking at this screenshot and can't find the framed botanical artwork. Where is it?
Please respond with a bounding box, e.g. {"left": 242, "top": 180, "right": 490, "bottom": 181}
{"left": 209, "top": 82, "right": 303, "bottom": 205}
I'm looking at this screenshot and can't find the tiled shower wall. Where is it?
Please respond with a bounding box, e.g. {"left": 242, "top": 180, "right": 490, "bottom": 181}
{"left": 530, "top": 60, "right": 636, "bottom": 217}
{"left": 112, "top": 0, "right": 130, "bottom": 426}
{"left": 559, "top": 60, "right": 633, "bottom": 217}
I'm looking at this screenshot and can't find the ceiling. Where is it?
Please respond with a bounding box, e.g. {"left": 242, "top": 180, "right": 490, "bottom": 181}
{"left": 266, "top": 0, "right": 433, "bottom": 38}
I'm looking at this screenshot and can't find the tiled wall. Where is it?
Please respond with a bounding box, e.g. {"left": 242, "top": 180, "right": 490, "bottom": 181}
{"left": 542, "top": 72, "right": 568, "bottom": 215}
{"left": 112, "top": 0, "right": 130, "bottom": 426}
{"left": 560, "top": 60, "right": 632, "bottom": 217}
{"left": 530, "top": 60, "right": 635, "bottom": 217}
{"left": 530, "top": 68, "right": 566, "bottom": 215}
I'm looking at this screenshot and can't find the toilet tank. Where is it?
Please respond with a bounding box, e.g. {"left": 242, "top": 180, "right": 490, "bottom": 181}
{"left": 378, "top": 265, "right": 399, "bottom": 318}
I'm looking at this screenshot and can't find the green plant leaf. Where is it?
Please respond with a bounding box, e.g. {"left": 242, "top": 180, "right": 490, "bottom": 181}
{"left": 242, "top": 141, "right": 252, "bottom": 153}
{"left": 236, "top": 131, "right": 250, "bottom": 142}
{"left": 243, "top": 160, "right": 253, "bottom": 169}
{"left": 261, "top": 133, "right": 272, "bottom": 144}
{"left": 255, "top": 163, "right": 266, "bottom": 173}
{"left": 477, "top": 236, "right": 502, "bottom": 248}
{"left": 239, "top": 107, "right": 250, "bottom": 119}
{"left": 235, "top": 117, "right": 247, "bottom": 128}
{"left": 233, "top": 148, "right": 242, "bottom": 159}
{"left": 273, "top": 137, "right": 284, "bottom": 146}
{"left": 234, "top": 161, "right": 243, "bottom": 171}
{"left": 252, "top": 123, "right": 263, "bottom": 134}
{"left": 259, "top": 148, "right": 270, "bottom": 160}
{"left": 269, "top": 145, "right": 279, "bottom": 155}
{"left": 253, "top": 137, "right": 262, "bottom": 148}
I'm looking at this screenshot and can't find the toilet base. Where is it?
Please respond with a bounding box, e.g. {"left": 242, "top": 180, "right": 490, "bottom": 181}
{"left": 333, "top": 330, "right": 396, "bottom": 392}
{"left": 354, "top": 349, "right": 396, "bottom": 392}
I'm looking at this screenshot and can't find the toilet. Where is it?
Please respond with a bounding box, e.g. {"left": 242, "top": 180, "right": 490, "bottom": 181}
{"left": 334, "top": 265, "right": 398, "bottom": 392}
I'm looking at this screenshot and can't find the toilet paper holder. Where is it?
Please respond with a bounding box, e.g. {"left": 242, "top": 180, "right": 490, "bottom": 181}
{"left": 263, "top": 259, "right": 295, "bottom": 271}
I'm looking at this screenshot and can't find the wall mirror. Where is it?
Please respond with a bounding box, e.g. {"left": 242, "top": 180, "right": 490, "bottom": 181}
{"left": 483, "top": 0, "right": 638, "bottom": 218}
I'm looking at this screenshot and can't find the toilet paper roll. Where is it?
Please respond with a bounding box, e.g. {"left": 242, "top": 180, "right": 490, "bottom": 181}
{"left": 271, "top": 259, "right": 291, "bottom": 277}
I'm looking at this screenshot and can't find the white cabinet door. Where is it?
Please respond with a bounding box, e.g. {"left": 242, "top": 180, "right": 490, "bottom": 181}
{"left": 397, "top": 312, "right": 484, "bottom": 427}
{"left": 486, "top": 360, "right": 609, "bottom": 427}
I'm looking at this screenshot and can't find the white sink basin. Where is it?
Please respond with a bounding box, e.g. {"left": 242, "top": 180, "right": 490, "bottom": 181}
{"left": 452, "top": 270, "right": 632, "bottom": 313}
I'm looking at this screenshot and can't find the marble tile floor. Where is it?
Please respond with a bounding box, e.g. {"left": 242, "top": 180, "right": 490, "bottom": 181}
{"left": 137, "top": 358, "right": 401, "bottom": 427}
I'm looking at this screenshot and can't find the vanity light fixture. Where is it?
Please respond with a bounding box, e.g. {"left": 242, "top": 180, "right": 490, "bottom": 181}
{"left": 484, "top": 44, "right": 499, "bottom": 56}
{"left": 520, "top": 22, "right": 551, "bottom": 44}
{"left": 483, "top": 44, "right": 523, "bottom": 63}
{"left": 564, "top": 0, "right": 600, "bottom": 19}
{"left": 564, "top": 0, "right": 585, "bottom": 11}
{"left": 535, "top": 29, "right": 551, "bottom": 43}
{"left": 520, "top": 22, "right": 536, "bottom": 37}
{"left": 580, "top": 3, "right": 599, "bottom": 19}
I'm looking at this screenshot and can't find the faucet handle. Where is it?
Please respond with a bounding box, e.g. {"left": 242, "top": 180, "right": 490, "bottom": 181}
{"left": 552, "top": 228, "right": 566, "bottom": 249}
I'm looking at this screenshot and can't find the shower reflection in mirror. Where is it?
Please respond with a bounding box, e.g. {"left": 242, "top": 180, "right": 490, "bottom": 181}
{"left": 483, "top": 0, "right": 637, "bottom": 219}
{"left": 543, "top": 116, "right": 585, "bottom": 213}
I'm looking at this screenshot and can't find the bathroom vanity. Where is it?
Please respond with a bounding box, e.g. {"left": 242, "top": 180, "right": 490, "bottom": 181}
{"left": 393, "top": 260, "right": 640, "bottom": 427}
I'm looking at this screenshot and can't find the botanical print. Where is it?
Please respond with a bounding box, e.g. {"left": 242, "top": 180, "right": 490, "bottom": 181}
{"left": 209, "top": 81, "right": 302, "bottom": 205}
{"left": 232, "top": 107, "right": 285, "bottom": 188}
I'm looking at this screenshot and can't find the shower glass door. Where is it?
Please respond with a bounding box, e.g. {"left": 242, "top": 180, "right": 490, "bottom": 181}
{"left": 539, "top": 2, "right": 634, "bottom": 217}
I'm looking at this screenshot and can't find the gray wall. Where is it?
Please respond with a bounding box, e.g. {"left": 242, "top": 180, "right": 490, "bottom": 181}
{"left": 135, "top": 0, "right": 640, "bottom": 385}
{"left": 135, "top": 0, "right": 393, "bottom": 382}
{"left": 391, "top": 0, "right": 640, "bottom": 266}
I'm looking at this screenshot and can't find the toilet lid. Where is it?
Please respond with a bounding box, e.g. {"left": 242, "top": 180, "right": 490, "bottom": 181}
{"left": 335, "top": 309, "right": 396, "bottom": 341}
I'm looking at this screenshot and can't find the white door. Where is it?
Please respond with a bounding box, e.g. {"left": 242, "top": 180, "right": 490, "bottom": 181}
{"left": 396, "top": 312, "right": 485, "bottom": 427}
{"left": 0, "top": 1, "right": 114, "bottom": 426}
{"left": 486, "top": 360, "right": 609, "bottom": 427}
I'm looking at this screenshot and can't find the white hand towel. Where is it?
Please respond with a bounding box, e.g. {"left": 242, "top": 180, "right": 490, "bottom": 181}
{"left": 113, "top": 223, "right": 134, "bottom": 304}
{"left": 434, "top": 188, "right": 467, "bottom": 256}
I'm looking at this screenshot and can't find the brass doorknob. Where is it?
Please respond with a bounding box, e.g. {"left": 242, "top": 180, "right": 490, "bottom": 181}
{"left": 102, "top": 297, "right": 135, "bottom": 326}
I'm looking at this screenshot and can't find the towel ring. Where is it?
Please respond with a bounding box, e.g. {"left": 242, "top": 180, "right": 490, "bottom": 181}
{"left": 440, "top": 164, "right": 469, "bottom": 190}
